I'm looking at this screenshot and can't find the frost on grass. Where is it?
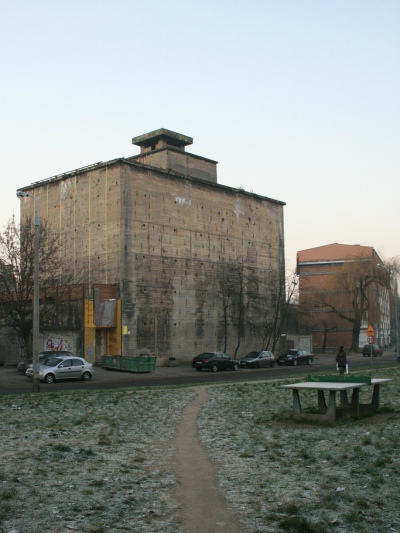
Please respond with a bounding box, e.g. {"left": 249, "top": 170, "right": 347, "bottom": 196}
{"left": 198, "top": 369, "right": 400, "bottom": 533}
{"left": 1, "top": 369, "right": 400, "bottom": 533}
{"left": 0, "top": 388, "right": 195, "bottom": 533}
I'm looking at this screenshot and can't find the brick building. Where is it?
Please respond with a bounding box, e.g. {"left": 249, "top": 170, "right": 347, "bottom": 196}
{"left": 17, "top": 129, "right": 286, "bottom": 364}
{"left": 297, "top": 243, "right": 391, "bottom": 352}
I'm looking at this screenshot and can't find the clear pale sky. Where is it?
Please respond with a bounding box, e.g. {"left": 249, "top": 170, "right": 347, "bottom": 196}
{"left": 1, "top": 1, "right": 399, "bottom": 271}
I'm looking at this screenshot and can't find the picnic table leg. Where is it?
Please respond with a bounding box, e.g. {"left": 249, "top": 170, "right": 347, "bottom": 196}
{"left": 317, "top": 389, "right": 327, "bottom": 413}
{"left": 292, "top": 389, "right": 302, "bottom": 414}
{"left": 350, "top": 387, "right": 360, "bottom": 415}
{"left": 340, "top": 390, "right": 350, "bottom": 408}
{"left": 371, "top": 383, "right": 380, "bottom": 410}
{"left": 326, "top": 390, "right": 336, "bottom": 423}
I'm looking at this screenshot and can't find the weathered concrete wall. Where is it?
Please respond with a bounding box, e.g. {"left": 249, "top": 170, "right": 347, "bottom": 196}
{"left": 0, "top": 327, "right": 81, "bottom": 365}
{"left": 0, "top": 327, "right": 22, "bottom": 364}
{"left": 20, "top": 165, "right": 122, "bottom": 287}
{"left": 132, "top": 150, "right": 218, "bottom": 183}
{"left": 20, "top": 159, "right": 284, "bottom": 363}
{"left": 120, "top": 162, "right": 284, "bottom": 362}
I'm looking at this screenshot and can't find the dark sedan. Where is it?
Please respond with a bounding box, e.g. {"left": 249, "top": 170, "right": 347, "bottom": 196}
{"left": 18, "top": 351, "right": 74, "bottom": 372}
{"left": 277, "top": 349, "right": 314, "bottom": 366}
{"left": 17, "top": 359, "right": 33, "bottom": 373}
{"left": 239, "top": 351, "right": 275, "bottom": 368}
{"left": 361, "top": 344, "right": 383, "bottom": 357}
{"left": 192, "top": 352, "right": 239, "bottom": 372}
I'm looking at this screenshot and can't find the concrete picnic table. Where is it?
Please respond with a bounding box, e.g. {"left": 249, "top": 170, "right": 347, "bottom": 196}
{"left": 280, "top": 377, "right": 392, "bottom": 423}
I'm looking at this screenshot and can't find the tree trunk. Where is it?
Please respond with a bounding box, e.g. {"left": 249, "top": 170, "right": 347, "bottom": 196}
{"left": 223, "top": 313, "right": 228, "bottom": 353}
{"left": 234, "top": 342, "right": 240, "bottom": 358}
{"left": 351, "top": 325, "right": 360, "bottom": 352}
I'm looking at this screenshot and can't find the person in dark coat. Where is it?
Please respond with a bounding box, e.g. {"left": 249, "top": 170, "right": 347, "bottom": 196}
{"left": 336, "top": 346, "right": 347, "bottom": 374}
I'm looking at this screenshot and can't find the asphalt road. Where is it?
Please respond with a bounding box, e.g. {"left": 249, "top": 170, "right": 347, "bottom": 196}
{"left": 1, "top": 350, "right": 398, "bottom": 395}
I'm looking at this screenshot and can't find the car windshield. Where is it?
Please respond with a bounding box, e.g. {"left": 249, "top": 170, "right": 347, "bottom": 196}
{"left": 245, "top": 352, "right": 260, "bottom": 358}
{"left": 42, "top": 358, "right": 63, "bottom": 367}
{"left": 197, "top": 353, "right": 214, "bottom": 359}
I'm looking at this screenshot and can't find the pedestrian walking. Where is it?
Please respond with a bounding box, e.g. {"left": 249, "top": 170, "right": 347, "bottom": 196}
{"left": 336, "top": 346, "right": 347, "bottom": 375}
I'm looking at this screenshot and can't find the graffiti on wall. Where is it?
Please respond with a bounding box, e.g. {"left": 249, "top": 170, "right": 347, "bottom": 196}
{"left": 44, "top": 337, "right": 73, "bottom": 352}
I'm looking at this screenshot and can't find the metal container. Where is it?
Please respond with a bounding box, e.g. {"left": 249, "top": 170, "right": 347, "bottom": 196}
{"left": 102, "top": 355, "right": 156, "bottom": 373}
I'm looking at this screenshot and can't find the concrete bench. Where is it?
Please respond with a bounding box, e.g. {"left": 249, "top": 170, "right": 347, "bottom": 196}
{"left": 280, "top": 376, "right": 392, "bottom": 423}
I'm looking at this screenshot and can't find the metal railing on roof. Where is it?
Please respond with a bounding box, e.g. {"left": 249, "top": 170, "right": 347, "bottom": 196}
{"left": 30, "top": 161, "right": 105, "bottom": 186}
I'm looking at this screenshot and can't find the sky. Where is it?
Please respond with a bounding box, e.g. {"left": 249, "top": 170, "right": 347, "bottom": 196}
{"left": 1, "top": 0, "right": 399, "bottom": 271}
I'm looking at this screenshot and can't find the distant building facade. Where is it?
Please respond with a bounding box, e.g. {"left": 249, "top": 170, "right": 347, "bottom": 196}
{"left": 17, "top": 129, "right": 286, "bottom": 364}
{"left": 297, "top": 243, "right": 391, "bottom": 352}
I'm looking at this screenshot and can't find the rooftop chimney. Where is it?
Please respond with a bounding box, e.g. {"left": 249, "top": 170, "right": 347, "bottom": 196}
{"left": 132, "top": 128, "right": 193, "bottom": 154}
{"left": 130, "top": 128, "right": 217, "bottom": 183}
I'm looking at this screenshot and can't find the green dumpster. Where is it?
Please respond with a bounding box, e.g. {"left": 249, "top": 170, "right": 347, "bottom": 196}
{"left": 102, "top": 355, "right": 156, "bottom": 373}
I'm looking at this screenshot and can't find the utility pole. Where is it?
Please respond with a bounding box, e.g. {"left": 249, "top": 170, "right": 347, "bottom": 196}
{"left": 16, "top": 190, "right": 40, "bottom": 392}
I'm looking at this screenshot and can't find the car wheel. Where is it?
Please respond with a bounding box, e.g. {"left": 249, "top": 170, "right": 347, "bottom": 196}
{"left": 232, "top": 363, "right": 239, "bottom": 371}
{"left": 293, "top": 360, "right": 298, "bottom": 366}
{"left": 196, "top": 368, "right": 202, "bottom": 371}
{"left": 269, "top": 362, "right": 275, "bottom": 368}
{"left": 212, "top": 364, "right": 218, "bottom": 372}
{"left": 307, "top": 358, "right": 312, "bottom": 365}
{"left": 44, "top": 373, "right": 55, "bottom": 384}
{"left": 82, "top": 371, "right": 92, "bottom": 381}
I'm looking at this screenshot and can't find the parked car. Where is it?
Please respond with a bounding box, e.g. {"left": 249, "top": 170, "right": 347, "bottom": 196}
{"left": 24, "top": 351, "right": 76, "bottom": 372}
{"left": 17, "top": 359, "right": 33, "bottom": 373}
{"left": 277, "top": 349, "right": 314, "bottom": 366}
{"left": 26, "top": 356, "right": 93, "bottom": 383}
{"left": 239, "top": 351, "right": 275, "bottom": 368}
{"left": 192, "top": 352, "right": 239, "bottom": 372}
{"left": 362, "top": 344, "right": 383, "bottom": 357}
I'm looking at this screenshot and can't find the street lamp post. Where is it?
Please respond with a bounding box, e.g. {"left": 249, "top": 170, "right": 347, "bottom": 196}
{"left": 16, "top": 190, "right": 40, "bottom": 393}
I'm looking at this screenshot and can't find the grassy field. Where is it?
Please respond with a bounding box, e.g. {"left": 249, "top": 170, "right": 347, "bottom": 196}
{"left": 1, "top": 367, "right": 399, "bottom": 532}
{"left": 198, "top": 367, "right": 400, "bottom": 532}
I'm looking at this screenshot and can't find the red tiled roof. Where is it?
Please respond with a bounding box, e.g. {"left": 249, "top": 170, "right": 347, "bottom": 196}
{"left": 297, "top": 243, "right": 376, "bottom": 263}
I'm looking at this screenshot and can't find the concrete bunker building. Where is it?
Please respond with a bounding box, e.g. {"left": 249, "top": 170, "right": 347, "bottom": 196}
{"left": 17, "top": 129, "right": 286, "bottom": 364}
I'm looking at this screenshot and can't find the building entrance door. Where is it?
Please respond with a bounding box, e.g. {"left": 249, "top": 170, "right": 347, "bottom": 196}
{"left": 95, "top": 329, "right": 107, "bottom": 360}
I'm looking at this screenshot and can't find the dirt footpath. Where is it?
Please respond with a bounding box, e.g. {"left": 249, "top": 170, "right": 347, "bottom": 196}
{"left": 173, "top": 387, "right": 248, "bottom": 533}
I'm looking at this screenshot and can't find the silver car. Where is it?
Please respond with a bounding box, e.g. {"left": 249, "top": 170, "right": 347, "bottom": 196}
{"left": 239, "top": 351, "right": 275, "bottom": 368}
{"left": 24, "top": 351, "right": 75, "bottom": 372}
{"left": 26, "top": 356, "right": 93, "bottom": 384}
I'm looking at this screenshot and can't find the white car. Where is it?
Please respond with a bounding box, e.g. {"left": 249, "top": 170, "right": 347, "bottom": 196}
{"left": 26, "top": 356, "right": 93, "bottom": 384}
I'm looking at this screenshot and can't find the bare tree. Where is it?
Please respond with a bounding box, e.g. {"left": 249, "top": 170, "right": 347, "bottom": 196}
{"left": 217, "top": 258, "right": 259, "bottom": 358}
{"left": 248, "top": 270, "right": 298, "bottom": 353}
{"left": 219, "top": 261, "right": 296, "bottom": 357}
{"left": 306, "top": 257, "right": 396, "bottom": 352}
{"left": 231, "top": 259, "right": 249, "bottom": 357}
{"left": 218, "top": 262, "right": 235, "bottom": 353}
{"left": 0, "top": 215, "right": 72, "bottom": 357}
{"left": 298, "top": 287, "right": 341, "bottom": 352}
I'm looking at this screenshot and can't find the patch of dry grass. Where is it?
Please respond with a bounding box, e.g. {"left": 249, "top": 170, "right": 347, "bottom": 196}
{"left": 1, "top": 367, "right": 399, "bottom": 532}
{"left": 198, "top": 367, "right": 400, "bottom": 532}
{"left": 0, "top": 388, "right": 195, "bottom": 532}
